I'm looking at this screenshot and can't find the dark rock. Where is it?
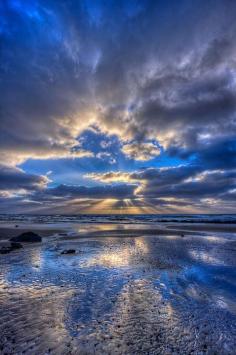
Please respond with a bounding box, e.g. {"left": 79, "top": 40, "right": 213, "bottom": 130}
{"left": 0, "top": 246, "right": 12, "bottom": 254}
{"left": 10, "top": 231, "right": 42, "bottom": 243}
{"left": 0, "top": 241, "right": 23, "bottom": 254}
{"left": 61, "top": 249, "right": 76, "bottom": 255}
{"left": 10, "top": 242, "right": 23, "bottom": 249}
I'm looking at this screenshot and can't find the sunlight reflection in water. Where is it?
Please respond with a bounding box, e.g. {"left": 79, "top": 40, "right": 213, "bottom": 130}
{"left": 84, "top": 237, "right": 150, "bottom": 268}
{"left": 0, "top": 232, "right": 236, "bottom": 353}
{"left": 189, "top": 249, "right": 224, "bottom": 266}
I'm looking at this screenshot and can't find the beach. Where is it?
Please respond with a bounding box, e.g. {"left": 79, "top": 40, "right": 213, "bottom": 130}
{"left": 0, "top": 217, "right": 236, "bottom": 354}
{"left": 2, "top": 0, "right": 236, "bottom": 353}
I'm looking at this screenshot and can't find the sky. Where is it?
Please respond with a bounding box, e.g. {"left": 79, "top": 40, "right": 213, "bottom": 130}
{"left": 0, "top": 0, "right": 236, "bottom": 214}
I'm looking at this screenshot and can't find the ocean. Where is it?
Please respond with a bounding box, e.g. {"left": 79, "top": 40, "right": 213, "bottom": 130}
{"left": 0, "top": 213, "right": 236, "bottom": 224}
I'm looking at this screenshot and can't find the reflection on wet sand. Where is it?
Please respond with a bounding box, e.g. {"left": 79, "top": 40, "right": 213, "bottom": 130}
{"left": 86, "top": 245, "right": 132, "bottom": 268}
{"left": 0, "top": 230, "right": 236, "bottom": 354}
{"left": 0, "top": 284, "right": 76, "bottom": 354}
{"left": 85, "top": 237, "right": 150, "bottom": 268}
{"left": 189, "top": 249, "right": 224, "bottom": 266}
{"left": 29, "top": 246, "right": 42, "bottom": 268}
{"left": 75, "top": 223, "right": 162, "bottom": 235}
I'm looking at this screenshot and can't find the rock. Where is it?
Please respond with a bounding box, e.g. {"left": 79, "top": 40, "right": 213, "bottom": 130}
{"left": 10, "top": 231, "right": 42, "bottom": 243}
{"left": 61, "top": 249, "right": 76, "bottom": 255}
{"left": 10, "top": 242, "right": 23, "bottom": 249}
{"left": 0, "top": 242, "right": 23, "bottom": 254}
{"left": 0, "top": 246, "right": 12, "bottom": 254}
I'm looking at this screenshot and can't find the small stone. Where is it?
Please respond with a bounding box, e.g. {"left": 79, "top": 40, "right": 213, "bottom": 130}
{"left": 61, "top": 249, "right": 76, "bottom": 255}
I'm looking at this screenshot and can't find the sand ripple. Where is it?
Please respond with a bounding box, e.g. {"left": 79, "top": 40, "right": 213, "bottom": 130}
{"left": 0, "top": 233, "right": 236, "bottom": 354}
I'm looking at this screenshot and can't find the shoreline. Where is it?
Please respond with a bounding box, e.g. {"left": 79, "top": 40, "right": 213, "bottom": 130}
{"left": 1, "top": 221, "right": 236, "bottom": 353}
{"left": 1, "top": 221, "right": 236, "bottom": 241}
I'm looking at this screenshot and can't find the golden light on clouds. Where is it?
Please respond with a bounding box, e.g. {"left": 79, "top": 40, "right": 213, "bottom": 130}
{"left": 81, "top": 198, "right": 147, "bottom": 214}
{"left": 86, "top": 171, "right": 135, "bottom": 184}
{"left": 75, "top": 196, "right": 173, "bottom": 214}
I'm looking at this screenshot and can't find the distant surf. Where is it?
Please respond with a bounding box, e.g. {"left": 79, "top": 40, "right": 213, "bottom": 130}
{"left": 0, "top": 213, "right": 236, "bottom": 225}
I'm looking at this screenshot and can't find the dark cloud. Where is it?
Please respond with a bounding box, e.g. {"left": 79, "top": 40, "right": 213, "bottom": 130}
{"left": 0, "top": 0, "right": 93, "bottom": 163}
{"left": 0, "top": 165, "right": 49, "bottom": 191}
{"left": 140, "top": 170, "right": 236, "bottom": 199}
{"left": 129, "top": 70, "right": 236, "bottom": 147}
{"left": 1, "top": 0, "right": 236, "bottom": 163}
{"left": 87, "top": 165, "right": 236, "bottom": 210}
{"left": 0, "top": 163, "right": 235, "bottom": 213}
{"left": 1, "top": 0, "right": 236, "bottom": 212}
{"left": 167, "top": 136, "right": 236, "bottom": 170}
{"left": 200, "top": 38, "right": 234, "bottom": 70}
{"left": 0, "top": 181, "right": 138, "bottom": 214}
{"left": 37, "top": 183, "right": 136, "bottom": 200}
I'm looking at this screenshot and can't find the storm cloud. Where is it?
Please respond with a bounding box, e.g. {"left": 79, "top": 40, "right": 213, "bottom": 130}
{"left": 87, "top": 165, "right": 236, "bottom": 211}
{"left": 36, "top": 183, "right": 136, "bottom": 200}
{"left": 0, "top": 165, "right": 49, "bottom": 192}
{"left": 1, "top": 0, "right": 236, "bottom": 212}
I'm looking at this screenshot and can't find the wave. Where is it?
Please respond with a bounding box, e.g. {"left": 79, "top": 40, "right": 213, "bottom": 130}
{"left": 0, "top": 214, "right": 236, "bottom": 224}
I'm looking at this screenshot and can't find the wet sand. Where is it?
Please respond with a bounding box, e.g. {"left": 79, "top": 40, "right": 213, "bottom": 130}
{"left": 168, "top": 223, "right": 236, "bottom": 233}
{"left": 1, "top": 223, "right": 236, "bottom": 354}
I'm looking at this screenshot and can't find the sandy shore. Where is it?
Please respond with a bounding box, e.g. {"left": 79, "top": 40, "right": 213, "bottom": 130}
{"left": 168, "top": 223, "right": 236, "bottom": 233}
{"left": 1, "top": 221, "right": 235, "bottom": 240}
{"left": 1, "top": 223, "right": 236, "bottom": 354}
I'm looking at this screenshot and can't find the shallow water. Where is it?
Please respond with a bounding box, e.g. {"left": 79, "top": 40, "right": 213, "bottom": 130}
{"left": 0, "top": 232, "right": 236, "bottom": 354}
